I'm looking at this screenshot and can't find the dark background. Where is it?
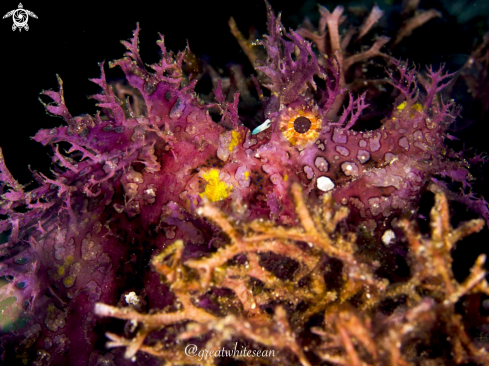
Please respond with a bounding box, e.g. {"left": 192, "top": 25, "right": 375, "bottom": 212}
{"left": 1, "top": 0, "right": 489, "bottom": 279}
{"left": 1, "top": 0, "right": 487, "bottom": 182}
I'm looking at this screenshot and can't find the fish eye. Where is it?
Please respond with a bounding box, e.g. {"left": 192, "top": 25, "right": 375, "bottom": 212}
{"left": 293, "top": 116, "right": 312, "bottom": 134}
{"left": 279, "top": 108, "right": 321, "bottom": 147}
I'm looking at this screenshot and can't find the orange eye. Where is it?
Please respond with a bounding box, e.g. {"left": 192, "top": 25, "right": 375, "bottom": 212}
{"left": 280, "top": 109, "right": 321, "bottom": 147}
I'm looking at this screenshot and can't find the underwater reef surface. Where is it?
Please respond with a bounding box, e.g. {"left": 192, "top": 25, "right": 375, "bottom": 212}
{"left": 1, "top": 0, "right": 489, "bottom": 365}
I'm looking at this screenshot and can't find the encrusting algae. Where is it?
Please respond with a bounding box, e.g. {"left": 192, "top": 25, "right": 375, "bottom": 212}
{"left": 199, "top": 169, "right": 233, "bottom": 202}
{"left": 95, "top": 184, "right": 489, "bottom": 365}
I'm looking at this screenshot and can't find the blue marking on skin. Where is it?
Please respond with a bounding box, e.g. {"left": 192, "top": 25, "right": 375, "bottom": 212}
{"left": 252, "top": 119, "right": 272, "bottom": 135}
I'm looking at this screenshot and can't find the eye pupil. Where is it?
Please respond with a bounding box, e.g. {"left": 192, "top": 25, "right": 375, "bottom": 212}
{"left": 293, "top": 116, "right": 311, "bottom": 134}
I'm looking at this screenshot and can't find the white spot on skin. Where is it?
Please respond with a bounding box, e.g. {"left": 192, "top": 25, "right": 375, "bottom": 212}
{"left": 97, "top": 253, "right": 112, "bottom": 274}
{"left": 86, "top": 281, "right": 102, "bottom": 302}
{"left": 315, "top": 157, "right": 329, "bottom": 172}
{"left": 357, "top": 150, "right": 370, "bottom": 164}
{"left": 333, "top": 128, "right": 347, "bottom": 143}
{"left": 382, "top": 229, "right": 396, "bottom": 246}
{"left": 368, "top": 197, "right": 382, "bottom": 216}
{"left": 81, "top": 233, "right": 102, "bottom": 261}
{"left": 53, "top": 334, "right": 70, "bottom": 354}
{"left": 370, "top": 132, "right": 381, "bottom": 152}
{"left": 414, "top": 141, "right": 429, "bottom": 151}
{"left": 44, "top": 304, "right": 67, "bottom": 332}
{"left": 70, "top": 262, "right": 81, "bottom": 277}
{"left": 385, "top": 152, "right": 397, "bottom": 164}
{"left": 93, "top": 222, "right": 102, "bottom": 235}
{"left": 261, "top": 165, "right": 272, "bottom": 174}
{"left": 125, "top": 168, "right": 143, "bottom": 184}
{"left": 235, "top": 166, "right": 251, "bottom": 188}
{"left": 125, "top": 291, "right": 140, "bottom": 307}
{"left": 270, "top": 174, "right": 282, "bottom": 185}
{"left": 425, "top": 117, "right": 435, "bottom": 130}
{"left": 54, "top": 236, "right": 75, "bottom": 261}
{"left": 398, "top": 136, "right": 410, "bottom": 151}
{"left": 341, "top": 162, "right": 359, "bottom": 176}
{"left": 317, "top": 176, "right": 335, "bottom": 192}
{"left": 336, "top": 146, "right": 350, "bottom": 156}
{"left": 303, "top": 166, "right": 314, "bottom": 179}
{"left": 413, "top": 130, "right": 423, "bottom": 141}
{"left": 217, "top": 131, "right": 233, "bottom": 162}
{"left": 143, "top": 185, "right": 157, "bottom": 204}
{"left": 243, "top": 137, "right": 257, "bottom": 148}
{"left": 359, "top": 139, "right": 367, "bottom": 148}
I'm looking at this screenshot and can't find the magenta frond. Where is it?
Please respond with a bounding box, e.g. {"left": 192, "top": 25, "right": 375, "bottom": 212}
{"left": 420, "top": 65, "right": 456, "bottom": 108}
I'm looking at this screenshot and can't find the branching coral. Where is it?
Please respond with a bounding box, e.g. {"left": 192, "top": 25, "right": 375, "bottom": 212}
{"left": 95, "top": 183, "right": 489, "bottom": 365}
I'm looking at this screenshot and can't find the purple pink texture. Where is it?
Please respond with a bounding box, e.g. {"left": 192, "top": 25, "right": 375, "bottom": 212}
{"left": 0, "top": 2, "right": 487, "bottom": 365}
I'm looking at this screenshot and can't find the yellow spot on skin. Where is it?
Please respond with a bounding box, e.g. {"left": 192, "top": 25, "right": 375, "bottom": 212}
{"left": 397, "top": 101, "right": 407, "bottom": 111}
{"left": 244, "top": 171, "right": 249, "bottom": 179}
{"left": 283, "top": 174, "right": 288, "bottom": 181}
{"left": 412, "top": 103, "right": 423, "bottom": 113}
{"left": 228, "top": 130, "right": 241, "bottom": 153}
{"left": 199, "top": 169, "right": 232, "bottom": 202}
{"left": 63, "top": 276, "right": 75, "bottom": 288}
{"left": 57, "top": 266, "right": 65, "bottom": 276}
{"left": 65, "top": 255, "right": 74, "bottom": 265}
{"left": 397, "top": 101, "right": 423, "bottom": 114}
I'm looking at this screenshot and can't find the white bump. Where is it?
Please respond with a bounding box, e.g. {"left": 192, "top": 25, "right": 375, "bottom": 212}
{"left": 398, "top": 136, "right": 410, "bottom": 151}
{"left": 303, "top": 166, "right": 314, "bottom": 180}
{"left": 125, "top": 291, "right": 140, "bottom": 306}
{"left": 341, "top": 162, "right": 359, "bottom": 176}
{"left": 315, "top": 156, "right": 329, "bottom": 172}
{"left": 336, "top": 146, "right": 350, "bottom": 156}
{"left": 317, "top": 176, "right": 335, "bottom": 192}
{"left": 357, "top": 149, "right": 370, "bottom": 164}
{"left": 382, "top": 229, "right": 396, "bottom": 246}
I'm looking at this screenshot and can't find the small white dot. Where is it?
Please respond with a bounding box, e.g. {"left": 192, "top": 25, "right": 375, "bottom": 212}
{"left": 382, "top": 230, "right": 396, "bottom": 246}
{"left": 317, "top": 176, "right": 335, "bottom": 192}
